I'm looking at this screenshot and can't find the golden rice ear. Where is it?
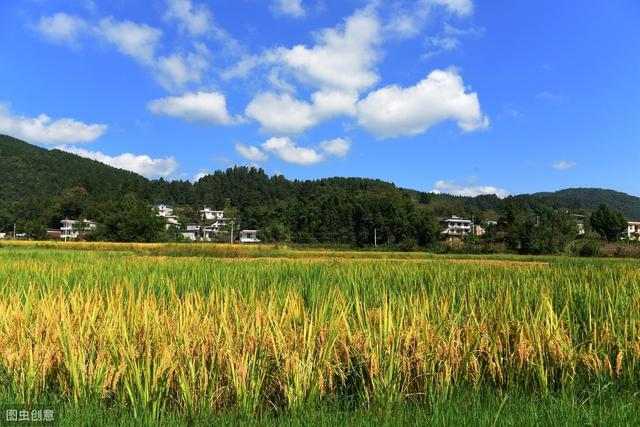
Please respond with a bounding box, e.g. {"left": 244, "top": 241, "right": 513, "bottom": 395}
{"left": 0, "top": 242, "right": 636, "bottom": 418}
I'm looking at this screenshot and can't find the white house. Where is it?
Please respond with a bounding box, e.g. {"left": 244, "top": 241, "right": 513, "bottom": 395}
{"left": 181, "top": 224, "right": 217, "bottom": 241}
{"left": 61, "top": 219, "right": 97, "bottom": 241}
{"left": 441, "top": 216, "right": 473, "bottom": 241}
{"left": 239, "top": 230, "right": 260, "bottom": 243}
{"left": 154, "top": 204, "right": 180, "bottom": 229}
{"left": 0, "top": 232, "right": 5, "bottom": 240}
{"left": 625, "top": 221, "right": 640, "bottom": 240}
{"left": 201, "top": 207, "right": 225, "bottom": 221}
{"left": 572, "top": 214, "right": 587, "bottom": 235}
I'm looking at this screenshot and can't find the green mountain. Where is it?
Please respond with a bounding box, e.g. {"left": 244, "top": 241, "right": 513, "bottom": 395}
{"left": 524, "top": 188, "right": 640, "bottom": 219}
{"left": 2, "top": 134, "right": 639, "bottom": 243}
{"left": 0, "top": 134, "right": 149, "bottom": 207}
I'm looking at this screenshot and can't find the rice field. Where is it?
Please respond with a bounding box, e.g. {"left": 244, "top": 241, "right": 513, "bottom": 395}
{"left": 1, "top": 242, "right": 639, "bottom": 425}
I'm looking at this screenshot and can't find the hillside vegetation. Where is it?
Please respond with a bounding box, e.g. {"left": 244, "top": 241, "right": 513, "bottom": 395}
{"left": 1, "top": 134, "right": 639, "bottom": 247}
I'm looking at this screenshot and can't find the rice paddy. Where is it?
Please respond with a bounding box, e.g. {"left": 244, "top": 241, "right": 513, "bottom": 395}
{"left": 1, "top": 242, "right": 639, "bottom": 425}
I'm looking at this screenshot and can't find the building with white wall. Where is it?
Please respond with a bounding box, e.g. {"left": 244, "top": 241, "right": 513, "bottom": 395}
{"left": 154, "top": 204, "right": 180, "bottom": 229}
{"left": 60, "top": 219, "right": 97, "bottom": 241}
{"left": 239, "top": 230, "right": 260, "bottom": 243}
{"left": 625, "top": 221, "right": 640, "bottom": 240}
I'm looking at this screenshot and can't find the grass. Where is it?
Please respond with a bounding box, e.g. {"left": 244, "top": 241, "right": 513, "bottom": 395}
{"left": 0, "top": 242, "right": 639, "bottom": 424}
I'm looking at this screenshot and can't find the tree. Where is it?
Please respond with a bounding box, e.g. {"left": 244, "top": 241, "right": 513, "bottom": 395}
{"left": 90, "top": 193, "right": 165, "bottom": 242}
{"left": 590, "top": 204, "right": 628, "bottom": 242}
{"left": 56, "top": 186, "right": 90, "bottom": 219}
{"left": 505, "top": 208, "right": 575, "bottom": 254}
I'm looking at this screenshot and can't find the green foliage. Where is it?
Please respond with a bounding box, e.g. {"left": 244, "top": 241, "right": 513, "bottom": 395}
{"left": 2, "top": 135, "right": 640, "bottom": 248}
{"left": 89, "top": 193, "right": 166, "bottom": 242}
{"left": 575, "top": 241, "right": 602, "bottom": 257}
{"left": 590, "top": 204, "right": 628, "bottom": 242}
{"left": 504, "top": 208, "right": 576, "bottom": 254}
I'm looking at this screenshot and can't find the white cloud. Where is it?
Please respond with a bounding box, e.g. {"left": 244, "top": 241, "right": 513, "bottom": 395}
{"left": 36, "top": 13, "right": 209, "bottom": 91}
{"left": 35, "top": 13, "right": 88, "bottom": 46}
{"left": 0, "top": 103, "right": 107, "bottom": 144}
{"left": 148, "top": 91, "right": 237, "bottom": 125}
{"left": 95, "top": 18, "right": 208, "bottom": 90}
{"left": 165, "top": 0, "right": 211, "bottom": 36}
{"left": 274, "top": 9, "right": 381, "bottom": 93}
{"left": 95, "top": 17, "right": 161, "bottom": 65}
{"left": 245, "top": 90, "right": 357, "bottom": 134}
{"left": 431, "top": 180, "right": 509, "bottom": 198}
{"left": 245, "top": 93, "right": 316, "bottom": 134}
{"left": 272, "top": 0, "right": 306, "bottom": 18}
{"left": 356, "top": 69, "right": 489, "bottom": 138}
{"left": 320, "top": 138, "right": 351, "bottom": 158}
{"left": 155, "top": 49, "right": 209, "bottom": 90}
{"left": 552, "top": 160, "right": 577, "bottom": 171}
{"left": 262, "top": 137, "right": 324, "bottom": 165}
{"left": 235, "top": 143, "right": 268, "bottom": 162}
{"left": 55, "top": 145, "right": 179, "bottom": 178}
{"left": 424, "top": 0, "right": 473, "bottom": 16}
{"left": 383, "top": 0, "right": 475, "bottom": 40}
{"left": 192, "top": 170, "right": 209, "bottom": 182}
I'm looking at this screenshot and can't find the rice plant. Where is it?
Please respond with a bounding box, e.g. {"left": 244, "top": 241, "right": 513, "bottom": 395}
{"left": 0, "top": 243, "right": 639, "bottom": 423}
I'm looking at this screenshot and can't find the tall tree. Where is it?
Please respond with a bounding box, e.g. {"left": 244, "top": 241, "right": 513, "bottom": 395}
{"left": 590, "top": 204, "right": 628, "bottom": 242}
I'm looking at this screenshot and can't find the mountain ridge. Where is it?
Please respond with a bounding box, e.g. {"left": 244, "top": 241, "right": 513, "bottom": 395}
{"left": 2, "top": 134, "right": 640, "bottom": 227}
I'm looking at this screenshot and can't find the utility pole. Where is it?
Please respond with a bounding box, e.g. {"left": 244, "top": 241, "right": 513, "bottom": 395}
{"left": 13, "top": 223, "right": 16, "bottom": 239}
{"left": 230, "top": 219, "right": 234, "bottom": 244}
{"left": 374, "top": 228, "right": 377, "bottom": 247}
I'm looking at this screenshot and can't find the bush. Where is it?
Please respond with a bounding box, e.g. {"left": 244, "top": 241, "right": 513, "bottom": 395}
{"left": 577, "top": 241, "right": 601, "bottom": 257}
{"left": 398, "top": 237, "right": 418, "bottom": 252}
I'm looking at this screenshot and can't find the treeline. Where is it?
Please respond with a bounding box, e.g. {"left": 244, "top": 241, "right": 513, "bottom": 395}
{"left": 1, "top": 135, "right": 638, "bottom": 253}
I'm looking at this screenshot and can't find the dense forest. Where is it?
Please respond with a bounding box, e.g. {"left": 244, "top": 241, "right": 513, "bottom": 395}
{"left": 1, "top": 134, "right": 639, "bottom": 252}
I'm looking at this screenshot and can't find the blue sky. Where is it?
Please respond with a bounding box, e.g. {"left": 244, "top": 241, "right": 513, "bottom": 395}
{"left": 1, "top": 0, "right": 639, "bottom": 197}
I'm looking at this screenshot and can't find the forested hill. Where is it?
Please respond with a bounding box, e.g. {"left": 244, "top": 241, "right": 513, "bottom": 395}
{"left": 0, "top": 134, "right": 149, "bottom": 206}
{"left": 523, "top": 188, "right": 640, "bottom": 219}
{"left": 1, "top": 134, "right": 640, "bottom": 242}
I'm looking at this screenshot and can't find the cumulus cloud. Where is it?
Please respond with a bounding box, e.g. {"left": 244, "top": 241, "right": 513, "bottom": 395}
{"left": 0, "top": 103, "right": 107, "bottom": 144}
{"left": 55, "top": 145, "right": 179, "bottom": 178}
{"left": 245, "top": 93, "right": 316, "bottom": 134}
{"left": 147, "top": 91, "right": 238, "bottom": 124}
{"left": 96, "top": 17, "right": 162, "bottom": 65}
{"left": 164, "top": 0, "right": 211, "bottom": 36}
{"left": 356, "top": 69, "right": 488, "bottom": 138}
{"left": 262, "top": 137, "right": 324, "bottom": 165}
{"left": 273, "top": 9, "right": 381, "bottom": 93}
{"left": 431, "top": 180, "right": 509, "bottom": 198}
{"left": 320, "top": 138, "right": 351, "bottom": 158}
{"left": 155, "top": 47, "right": 209, "bottom": 90}
{"left": 272, "top": 0, "right": 306, "bottom": 18}
{"left": 552, "top": 160, "right": 577, "bottom": 171}
{"left": 245, "top": 91, "right": 356, "bottom": 134}
{"left": 235, "top": 143, "right": 268, "bottom": 162}
{"left": 35, "top": 13, "right": 88, "bottom": 46}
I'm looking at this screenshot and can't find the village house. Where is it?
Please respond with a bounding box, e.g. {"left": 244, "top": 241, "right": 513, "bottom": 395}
{"left": 572, "top": 214, "right": 587, "bottom": 235}
{"left": 624, "top": 221, "right": 640, "bottom": 240}
{"left": 181, "top": 207, "right": 230, "bottom": 241}
{"left": 153, "top": 204, "right": 181, "bottom": 230}
{"left": 238, "top": 230, "right": 260, "bottom": 243}
{"left": 60, "top": 219, "right": 97, "bottom": 241}
{"left": 441, "top": 216, "right": 485, "bottom": 242}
